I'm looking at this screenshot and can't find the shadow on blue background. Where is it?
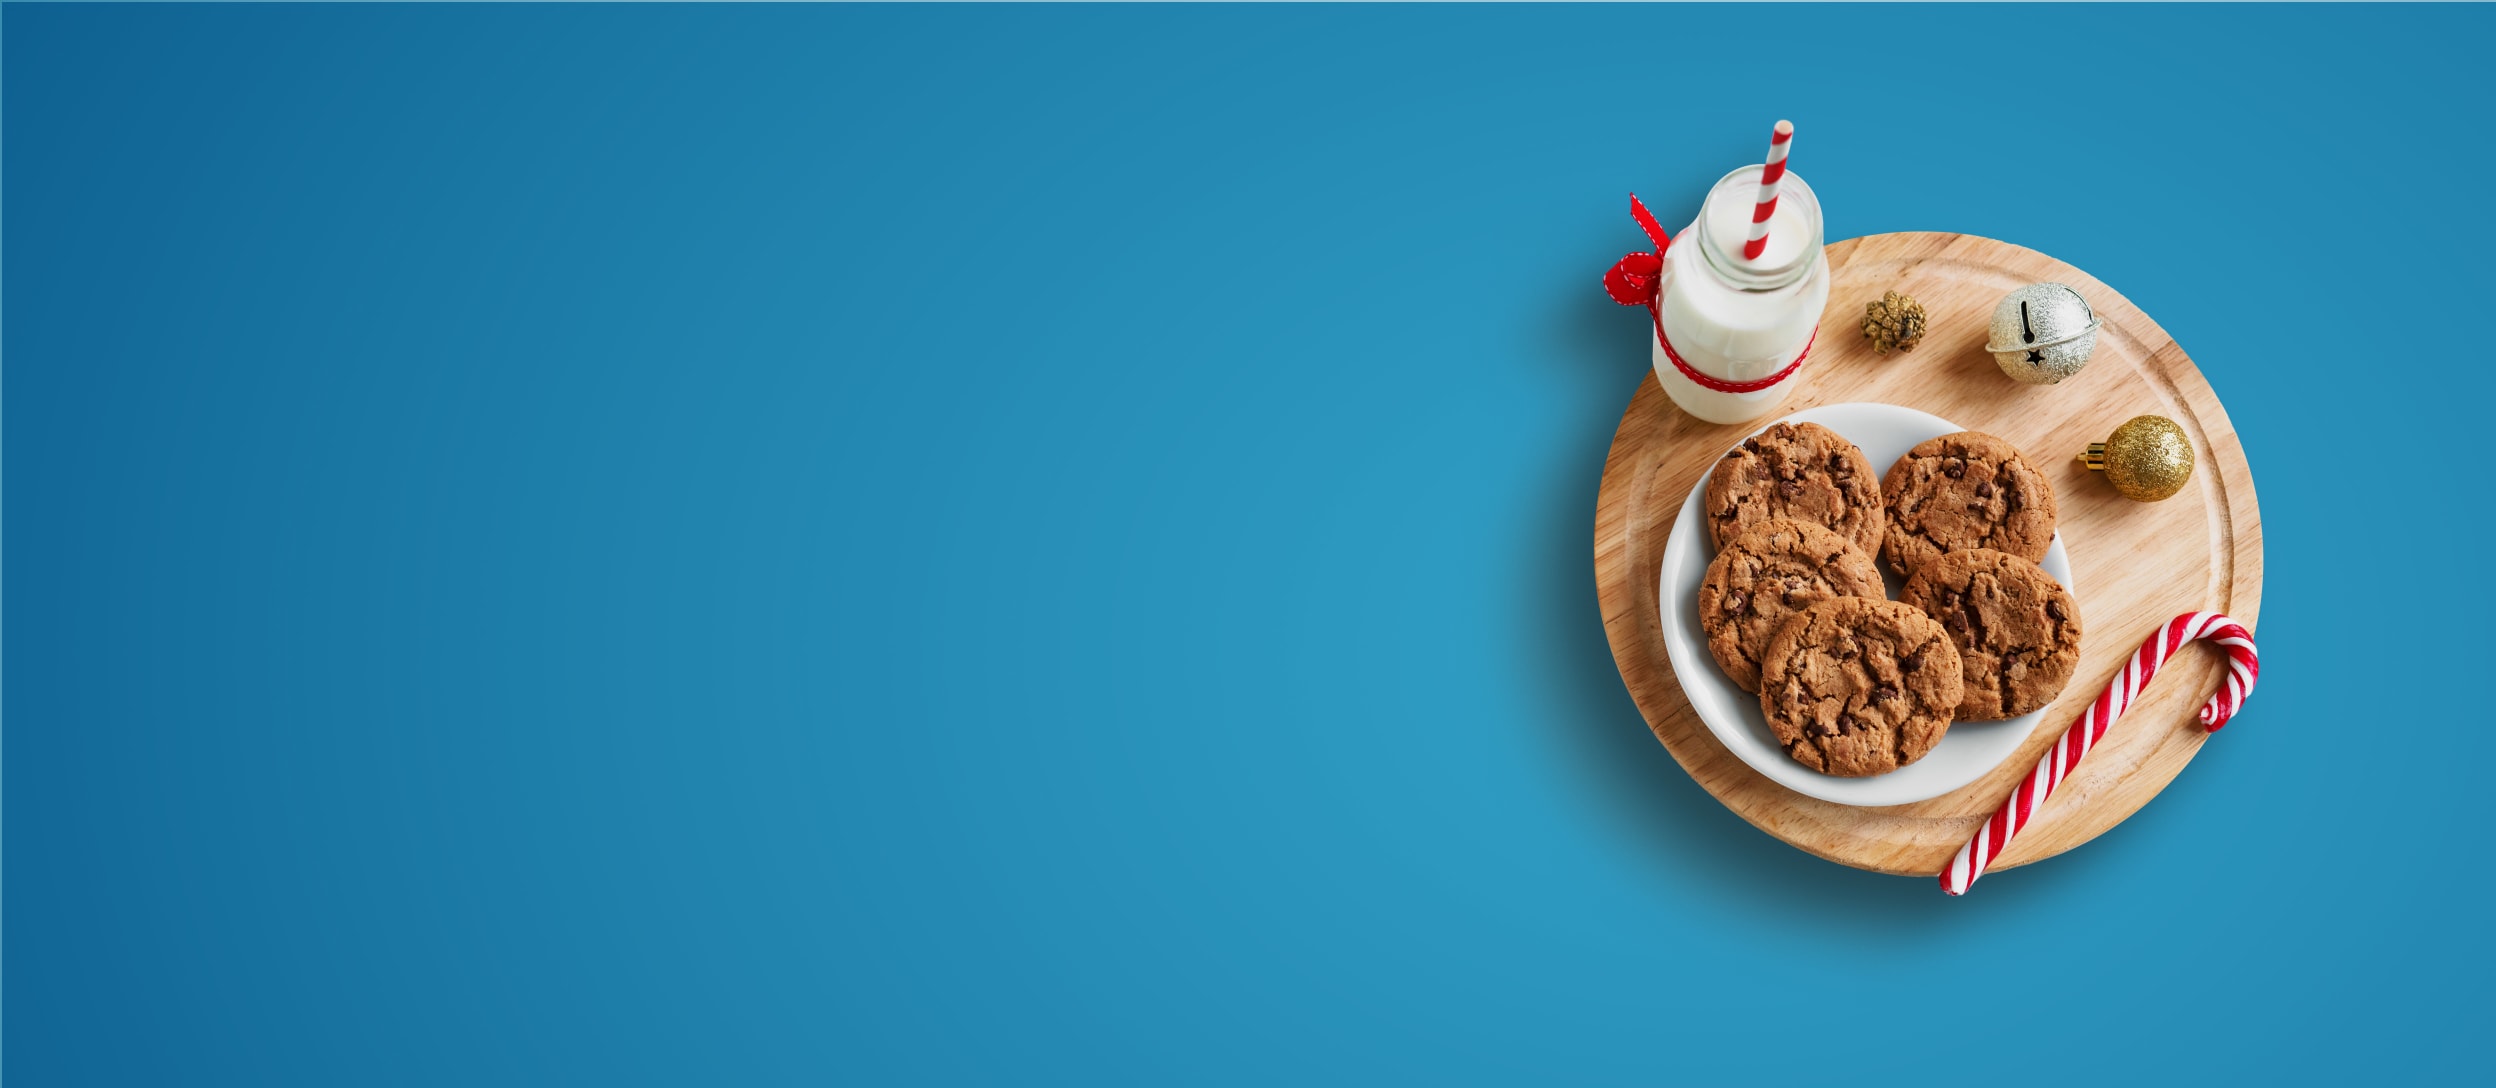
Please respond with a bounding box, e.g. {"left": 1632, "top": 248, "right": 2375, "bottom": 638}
{"left": 6, "top": 4, "right": 2488, "bottom": 1084}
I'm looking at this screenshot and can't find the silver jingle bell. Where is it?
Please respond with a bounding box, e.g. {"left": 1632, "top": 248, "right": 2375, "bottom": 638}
{"left": 1985, "top": 282, "right": 2100, "bottom": 385}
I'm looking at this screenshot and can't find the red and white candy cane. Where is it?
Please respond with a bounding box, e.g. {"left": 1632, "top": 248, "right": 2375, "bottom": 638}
{"left": 1939, "top": 611, "right": 2261, "bottom": 896}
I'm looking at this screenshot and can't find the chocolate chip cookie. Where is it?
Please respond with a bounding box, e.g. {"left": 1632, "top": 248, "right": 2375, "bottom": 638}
{"left": 1704, "top": 421, "right": 1884, "bottom": 554}
{"left": 1697, "top": 520, "right": 1884, "bottom": 693}
{"left": 1757, "top": 597, "right": 1964, "bottom": 778}
{"left": 1878, "top": 431, "right": 2057, "bottom": 578}
{"left": 1899, "top": 548, "right": 2081, "bottom": 721}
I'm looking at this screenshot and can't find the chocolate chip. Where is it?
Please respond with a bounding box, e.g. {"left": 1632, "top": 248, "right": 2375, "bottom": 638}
{"left": 1898, "top": 654, "right": 1922, "bottom": 673}
{"left": 1943, "top": 458, "right": 1966, "bottom": 479}
{"left": 1723, "top": 448, "right": 1742, "bottom": 459}
{"left": 1975, "top": 481, "right": 1995, "bottom": 499}
{"left": 2045, "top": 600, "right": 2066, "bottom": 622}
{"left": 1827, "top": 453, "right": 1847, "bottom": 474}
{"left": 1812, "top": 721, "right": 1838, "bottom": 737}
{"left": 1743, "top": 439, "right": 1762, "bottom": 454}
{"left": 1875, "top": 683, "right": 1900, "bottom": 701}
{"left": 1723, "top": 591, "right": 1747, "bottom": 613}
{"left": 1839, "top": 715, "right": 1866, "bottom": 734}
{"left": 1778, "top": 481, "right": 1801, "bottom": 498}
{"left": 2006, "top": 490, "right": 2024, "bottom": 513}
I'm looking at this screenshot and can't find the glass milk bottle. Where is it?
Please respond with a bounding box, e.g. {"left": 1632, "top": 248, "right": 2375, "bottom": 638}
{"left": 1652, "top": 166, "right": 1829, "bottom": 424}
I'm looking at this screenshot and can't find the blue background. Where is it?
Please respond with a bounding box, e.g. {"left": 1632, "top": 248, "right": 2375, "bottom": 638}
{"left": 7, "top": 4, "right": 2489, "bottom": 1084}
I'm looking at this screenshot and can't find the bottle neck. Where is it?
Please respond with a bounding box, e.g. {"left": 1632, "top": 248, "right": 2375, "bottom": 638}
{"left": 1692, "top": 167, "right": 1822, "bottom": 292}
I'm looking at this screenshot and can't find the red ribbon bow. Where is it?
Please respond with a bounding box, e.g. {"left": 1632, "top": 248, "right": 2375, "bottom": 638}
{"left": 1603, "top": 251, "right": 1662, "bottom": 307}
{"left": 1602, "top": 194, "right": 1675, "bottom": 307}
{"left": 1601, "top": 193, "right": 1812, "bottom": 395}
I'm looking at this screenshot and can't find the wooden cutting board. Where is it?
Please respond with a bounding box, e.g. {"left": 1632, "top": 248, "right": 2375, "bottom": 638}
{"left": 1594, "top": 231, "right": 2263, "bottom": 876}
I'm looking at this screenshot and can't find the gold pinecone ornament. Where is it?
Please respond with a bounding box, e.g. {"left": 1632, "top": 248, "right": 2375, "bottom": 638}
{"left": 1861, "top": 291, "right": 1927, "bottom": 355}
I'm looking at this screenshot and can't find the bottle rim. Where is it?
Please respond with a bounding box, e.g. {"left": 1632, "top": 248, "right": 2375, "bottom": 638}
{"left": 1694, "top": 165, "right": 1822, "bottom": 291}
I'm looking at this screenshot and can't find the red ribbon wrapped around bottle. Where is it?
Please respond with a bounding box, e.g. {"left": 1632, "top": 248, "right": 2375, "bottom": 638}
{"left": 1603, "top": 194, "right": 1811, "bottom": 396}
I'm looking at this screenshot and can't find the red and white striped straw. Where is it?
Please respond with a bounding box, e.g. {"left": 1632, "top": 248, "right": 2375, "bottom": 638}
{"left": 1741, "top": 120, "right": 1793, "bottom": 261}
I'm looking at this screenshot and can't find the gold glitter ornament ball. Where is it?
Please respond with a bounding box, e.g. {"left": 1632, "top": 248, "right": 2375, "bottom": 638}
{"left": 2081, "top": 415, "right": 2194, "bottom": 501}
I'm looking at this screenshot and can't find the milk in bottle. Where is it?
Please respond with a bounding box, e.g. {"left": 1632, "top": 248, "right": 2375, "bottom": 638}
{"left": 1651, "top": 167, "right": 1828, "bottom": 424}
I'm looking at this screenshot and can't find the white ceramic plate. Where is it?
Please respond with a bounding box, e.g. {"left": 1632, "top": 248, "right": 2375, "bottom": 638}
{"left": 1658, "top": 402, "right": 2074, "bottom": 807}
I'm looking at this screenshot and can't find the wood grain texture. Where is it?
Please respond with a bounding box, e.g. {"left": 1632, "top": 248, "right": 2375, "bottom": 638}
{"left": 1594, "top": 232, "right": 2264, "bottom": 876}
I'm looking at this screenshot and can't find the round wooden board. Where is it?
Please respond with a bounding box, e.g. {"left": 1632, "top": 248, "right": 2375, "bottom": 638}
{"left": 1594, "top": 232, "right": 2263, "bottom": 876}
